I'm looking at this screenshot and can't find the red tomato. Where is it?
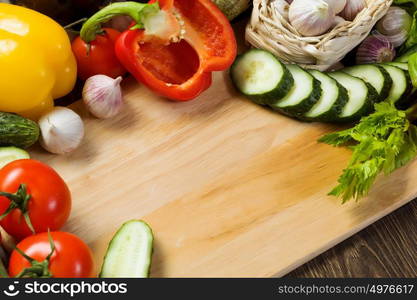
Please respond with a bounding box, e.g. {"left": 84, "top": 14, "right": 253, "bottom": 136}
{"left": 72, "top": 28, "right": 127, "bottom": 80}
{"left": 0, "top": 159, "right": 71, "bottom": 241}
{"left": 9, "top": 232, "right": 95, "bottom": 278}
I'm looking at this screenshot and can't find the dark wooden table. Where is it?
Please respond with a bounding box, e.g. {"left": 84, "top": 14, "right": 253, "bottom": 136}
{"left": 287, "top": 200, "right": 417, "bottom": 278}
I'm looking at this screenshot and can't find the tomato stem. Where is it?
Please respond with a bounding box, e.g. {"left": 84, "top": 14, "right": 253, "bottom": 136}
{"left": 0, "top": 184, "right": 35, "bottom": 234}
{"left": 0, "top": 257, "right": 8, "bottom": 278}
{"left": 14, "top": 231, "right": 55, "bottom": 278}
{"left": 64, "top": 18, "right": 88, "bottom": 30}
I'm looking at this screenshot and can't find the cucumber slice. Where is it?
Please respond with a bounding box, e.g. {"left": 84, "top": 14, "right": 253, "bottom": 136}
{"left": 100, "top": 220, "right": 154, "bottom": 278}
{"left": 0, "top": 147, "right": 30, "bottom": 169}
{"left": 379, "top": 64, "right": 412, "bottom": 106}
{"left": 230, "top": 49, "right": 293, "bottom": 105}
{"left": 328, "top": 72, "right": 377, "bottom": 122}
{"left": 304, "top": 70, "right": 348, "bottom": 122}
{"left": 385, "top": 62, "right": 408, "bottom": 71}
{"left": 343, "top": 65, "right": 392, "bottom": 102}
{"left": 270, "top": 64, "right": 322, "bottom": 115}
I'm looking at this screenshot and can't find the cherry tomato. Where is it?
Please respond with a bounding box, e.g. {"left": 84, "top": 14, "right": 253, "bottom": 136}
{"left": 72, "top": 28, "right": 126, "bottom": 80}
{"left": 0, "top": 159, "right": 71, "bottom": 241}
{"left": 9, "top": 231, "right": 95, "bottom": 278}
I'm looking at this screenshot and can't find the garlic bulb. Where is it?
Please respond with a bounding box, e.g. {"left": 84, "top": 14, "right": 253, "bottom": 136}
{"left": 289, "top": 0, "right": 335, "bottom": 36}
{"left": 376, "top": 7, "right": 412, "bottom": 48}
{"left": 82, "top": 75, "right": 124, "bottom": 119}
{"left": 340, "top": 0, "right": 366, "bottom": 21}
{"left": 273, "top": 0, "right": 290, "bottom": 20}
{"left": 39, "top": 107, "right": 85, "bottom": 155}
{"left": 323, "top": 0, "right": 346, "bottom": 14}
{"left": 356, "top": 34, "right": 395, "bottom": 64}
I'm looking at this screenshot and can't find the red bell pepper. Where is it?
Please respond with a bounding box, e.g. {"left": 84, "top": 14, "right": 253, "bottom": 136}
{"left": 80, "top": 0, "right": 237, "bottom": 101}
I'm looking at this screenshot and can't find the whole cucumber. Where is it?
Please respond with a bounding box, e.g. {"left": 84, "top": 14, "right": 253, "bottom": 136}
{"left": 212, "top": 0, "right": 251, "bottom": 20}
{"left": 0, "top": 112, "right": 40, "bottom": 149}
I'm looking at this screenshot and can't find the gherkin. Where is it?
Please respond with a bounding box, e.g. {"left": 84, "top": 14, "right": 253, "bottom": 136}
{"left": 212, "top": 0, "right": 250, "bottom": 20}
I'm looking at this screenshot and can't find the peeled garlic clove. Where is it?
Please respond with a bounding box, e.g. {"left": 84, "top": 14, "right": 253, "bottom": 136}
{"left": 82, "top": 75, "right": 124, "bottom": 119}
{"left": 339, "top": 0, "right": 365, "bottom": 21}
{"left": 323, "top": 0, "right": 346, "bottom": 14}
{"left": 39, "top": 107, "right": 85, "bottom": 155}
{"left": 289, "top": 0, "right": 335, "bottom": 36}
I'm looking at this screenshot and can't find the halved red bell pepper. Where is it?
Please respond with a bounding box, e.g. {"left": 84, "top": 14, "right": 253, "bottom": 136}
{"left": 80, "top": 0, "right": 237, "bottom": 101}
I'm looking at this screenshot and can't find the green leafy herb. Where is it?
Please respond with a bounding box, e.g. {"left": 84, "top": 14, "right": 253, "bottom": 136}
{"left": 404, "top": 11, "right": 417, "bottom": 50}
{"left": 319, "top": 102, "right": 417, "bottom": 202}
{"left": 408, "top": 52, "right": 417, "bottom": 86}
{"left": 393, "top": 0, "right": 417, "bottom": 15}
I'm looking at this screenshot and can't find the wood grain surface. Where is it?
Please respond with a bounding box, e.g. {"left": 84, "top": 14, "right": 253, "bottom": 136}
{"left": 288, "top": 200, "right": 417, "bottom": 278}
{"left": 26, "top": 68, "right": 417, "bottom": 277}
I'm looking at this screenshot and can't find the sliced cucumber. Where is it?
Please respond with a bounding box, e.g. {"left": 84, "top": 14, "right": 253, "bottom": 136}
{"left": 379, "top": 64, "right": 412, "bottom": 106}
{"left": 303, "top": 70, "right": 349, "bottom": 122}
{"left": 0, "top": 147, "right": 30, "bottom": 169}
{"left": 343, "top": 65, "right": 392, "bottom": 102}
{"left": 385, "top": 62, "right": 408, "bottom": 71}
{"left": 269, "top": 64, "right": 322, "bottom": 115}
{"left": 328, "top": 72, "right": 376, "bottom": 122}
{"left": 100, "top": 220, "right": 154, "bottom": 278}
{"left": 230, "top": 49, "right": 293, "bottom": 105}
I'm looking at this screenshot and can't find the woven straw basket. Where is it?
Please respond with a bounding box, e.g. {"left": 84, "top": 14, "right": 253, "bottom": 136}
{"left": 246, "top": 0, "right": 393, "bottom": 71}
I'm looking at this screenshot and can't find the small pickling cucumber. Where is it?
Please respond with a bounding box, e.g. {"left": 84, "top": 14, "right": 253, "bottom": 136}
{"left": 0, "top": 147, "right": 30, "bottom": 169}
{"left": 343, "top": 65, "right": 392, "bottom": 102}
{"left": 0, "top": 112, "right": 40, "bottom": 149}
{"left": 303, "top": 70, "right": 349, "bottom": 122}
{"left": 269, "top": 64, "right": 322, "bottom": 116}
{"left": 212, "top": 0, "right": 250, "bottom": 20}
{"left": 385, "top": 62, "right": 408, "bottom": 71}
{"left": 230, "top": 49, "right": 294, "bottom": 105}
{"left": 100, "top": 220, "right": 153, "bottom": 278}
{"left": 379, "top": 64, "right": 412, "bottom": 107}
{"left": 328, "top": 72, "right": 377, "bottom": 122}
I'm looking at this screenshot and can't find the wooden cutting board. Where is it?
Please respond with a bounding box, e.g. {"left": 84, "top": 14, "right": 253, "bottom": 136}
{"left": 28, "top": 71, "right": 417, "bottom": 277}
{"left": 26, "top": 20, "right": 416, "bottom": 277}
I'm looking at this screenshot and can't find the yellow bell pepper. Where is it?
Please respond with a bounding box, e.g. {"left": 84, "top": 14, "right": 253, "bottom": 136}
{"left": 0, "top": 3, "right": 77, "bottom": 120}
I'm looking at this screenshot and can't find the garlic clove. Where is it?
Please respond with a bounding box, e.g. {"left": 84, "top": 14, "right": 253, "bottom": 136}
{"left": 289, "top": 0, "right": 335, "bottom": 37}
{"left": 273, "top": 0, "right": 290, "bottom": 20}
{"left": 331, "top": 15, "right": 347, "bottom": 29}
{"left": 39, "top": 107, "right": 85, "bottom": 155}
{"left": 82, "top": 75, "right": 124, "bottom": 119}
{"left": 376, "top": 7, "right": 412, "bottom": 48}
{"left": 323, "top": 0, "right": 346, "bottom": 15}
{"left": 339, "top": 0, "right": 366, "bottom": 22}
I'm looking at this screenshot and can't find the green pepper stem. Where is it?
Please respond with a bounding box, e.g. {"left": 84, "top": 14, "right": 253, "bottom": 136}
{"left": 80, "top": 1, "right": 160, "bottom": 43}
